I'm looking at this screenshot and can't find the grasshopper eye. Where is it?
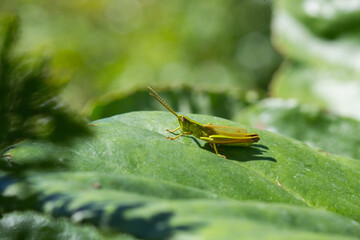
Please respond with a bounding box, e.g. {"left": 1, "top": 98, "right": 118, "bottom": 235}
{"left": 181, "top": 116, "right": 186, "bottom": 122}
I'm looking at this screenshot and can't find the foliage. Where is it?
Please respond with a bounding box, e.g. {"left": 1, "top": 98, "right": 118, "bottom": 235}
{"left": 0, "top": 0, "right": 280, "bottom": 112}
{"left": 238, "top": 98, "right": 360, "bottom": 160}
{"left": 1, "top": 1, "right": 360, "bottom": 239}
{"left": 1, "top": 112, "right": 360, "bottom": 239}
{"left": 0, "top": 15, "right": 90, "bottom": 152}
{"left": 271, "top": 1, "right": 360, "bottom": 120}
{"left": 0, "top": 14, "right": 92, "bottom": 221}
{"left": 87, "top": 87, "right": 249, "bottom": 121}
{"left": 0, "top": 211, "right": 135, "bottom": 240}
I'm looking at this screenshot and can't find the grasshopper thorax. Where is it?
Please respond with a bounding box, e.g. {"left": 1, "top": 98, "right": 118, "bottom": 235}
{"left": 178, "top": 115, "right": 191, "bottom": 132}
{"left": 177, "top": 115, "right": 205, "bottom": 138}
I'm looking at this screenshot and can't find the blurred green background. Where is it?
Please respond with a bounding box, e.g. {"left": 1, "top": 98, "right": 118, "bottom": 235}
{"left": 1, "top": 0, "right": 360, "bottom": 157}
{"left": 0, "top": 0, "right": 280, "bottom": 120}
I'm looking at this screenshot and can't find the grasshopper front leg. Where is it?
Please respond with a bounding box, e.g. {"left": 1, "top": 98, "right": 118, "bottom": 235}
{"left": 166, "top": 131, "right": 190, "bottom": 140}
{"left": 165, "top": 126, "right": 183, "bottom": 140}
{"left": 166, "top": 126, "right": 181, "bottom": 133}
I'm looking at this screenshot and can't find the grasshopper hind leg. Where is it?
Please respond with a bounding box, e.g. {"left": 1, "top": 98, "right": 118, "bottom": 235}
{"left": 211, "top": 142, "right": 226, "bottom": 159}
{"left": 200, "top": 136, "right": 226, "bottom": 158}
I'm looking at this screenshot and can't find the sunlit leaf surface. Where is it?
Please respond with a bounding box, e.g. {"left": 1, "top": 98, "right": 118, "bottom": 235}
{"left": 2, "top": 112, "right": 360, "bottom": 239}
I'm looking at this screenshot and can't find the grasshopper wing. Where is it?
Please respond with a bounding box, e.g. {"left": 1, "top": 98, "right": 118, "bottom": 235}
{"left": 203, "top": 124, "right": 248, "bottom": 137}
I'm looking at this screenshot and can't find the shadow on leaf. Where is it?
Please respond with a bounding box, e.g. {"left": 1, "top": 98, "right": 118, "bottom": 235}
{"left": 39, "top": 193, "right": 203, "bottom": 240}
{"left": 202, "top": 143, "right": 276, "bottom": 162}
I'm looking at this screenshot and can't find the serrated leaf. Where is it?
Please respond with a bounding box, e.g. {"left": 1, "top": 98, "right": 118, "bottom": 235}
{"left": 0, "top": 211, "right": 135, "bottom": 240}
{"left": 2, "top": 112, "right": 360, "bottom": 239}
{"left": 1, "top": 172, "right": 360, "bottom": 240}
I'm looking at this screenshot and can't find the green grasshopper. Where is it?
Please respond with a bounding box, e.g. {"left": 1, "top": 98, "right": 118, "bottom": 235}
{"left": 148, "top": 86, "right": 260, "bottom": 158}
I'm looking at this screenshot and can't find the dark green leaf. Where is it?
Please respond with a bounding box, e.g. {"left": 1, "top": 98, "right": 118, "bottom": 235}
{"left": 4, "top": 112, "right": 360, "bottom": 225}
{"left": 1, "top": 171, "right": 360, "bottom": 239}
{"left": 0, "top": 211, "right": 135, "bottom": 240}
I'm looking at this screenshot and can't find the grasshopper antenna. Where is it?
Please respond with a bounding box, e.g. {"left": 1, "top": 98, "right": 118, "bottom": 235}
{"left": 148, "top": 86, "right": 179, "bottom": 118}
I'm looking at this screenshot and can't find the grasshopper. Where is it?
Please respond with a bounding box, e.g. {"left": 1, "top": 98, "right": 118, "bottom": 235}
{"left": 148, "top": 86, "right": 260, "bottom": 158}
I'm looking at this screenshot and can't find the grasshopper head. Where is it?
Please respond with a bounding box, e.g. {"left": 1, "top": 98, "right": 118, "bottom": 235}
{"left": 178, "top": 115, "right": 191, "bottom": 132}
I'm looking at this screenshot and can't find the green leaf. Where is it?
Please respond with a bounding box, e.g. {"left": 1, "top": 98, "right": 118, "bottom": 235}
{"left": 1, "top": 172, "right": 360, "bottom": 240}
{"left": 2, "top": 112, "right": 360, "bottom": 238}
{"left": 272, "top": 6, "right": 360, "bottom": 73}
{"left": 270, "top": 62, "right": 360, "bottom": 120}
{"left": 0, "top": 211, "right": 135, "bottom": 240}
{"left": 237, "top": 98, "right": 360, "bottom": 160}
{"left": 271, "top": 8, "right": 360, "bottom": 120}
{"left": 275, "top": 0, "right": 360, "bottom": 37}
